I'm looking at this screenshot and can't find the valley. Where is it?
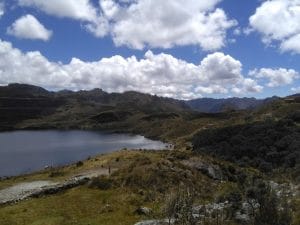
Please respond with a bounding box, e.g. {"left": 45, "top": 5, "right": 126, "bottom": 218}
{"left": 0, "top": 84, "right": 299, "bottom": 225}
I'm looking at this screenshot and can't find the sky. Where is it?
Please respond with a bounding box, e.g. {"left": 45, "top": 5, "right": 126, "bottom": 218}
{"left": 0, "top": 0, "right": 300, "bottom": 100}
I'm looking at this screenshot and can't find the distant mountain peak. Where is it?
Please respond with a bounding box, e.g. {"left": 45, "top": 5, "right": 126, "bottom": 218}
{"left": 0, "top": 83, "right": 51, "bottom": 97}
{"left": 186, "top": 96, "right": 280, "bottom": 113}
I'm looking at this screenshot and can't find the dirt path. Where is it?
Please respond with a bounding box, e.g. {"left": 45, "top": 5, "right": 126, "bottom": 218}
{"left": 0, "top": 168, "right": 114, "bottom": 205}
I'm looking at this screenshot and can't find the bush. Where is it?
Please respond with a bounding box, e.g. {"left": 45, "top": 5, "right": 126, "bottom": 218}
{"left": 88, "top": 176, "right": 113, "bottom": 190}
{"left": 76, "top": 161, "right": 84, "bottom": 167}
{"left": 245, "top": 180, "right": 293, "bottom": 225}
{"left": 49, "top": 170, "right": 64, "bottom": 177}
{"left": 192, "top": 119, "right": 300, "bottom": 171}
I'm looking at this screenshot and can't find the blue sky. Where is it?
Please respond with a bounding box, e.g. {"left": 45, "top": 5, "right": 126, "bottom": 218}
{"left": 0, "top": 0, "right": 300, "bottom": 99}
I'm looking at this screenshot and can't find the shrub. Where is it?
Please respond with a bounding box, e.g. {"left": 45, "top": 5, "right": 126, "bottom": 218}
{"left": 192, "top": 119, "right": 300, "bottom": 171}
{"left": 245, "top": 180, "right": 293, "bottom": 225}
{"left": 49, "top": 170, "right": 64, "bottom": 177}
{"left": 76, "top": 161, "right": 84, "bottom": 167}
{"left": 88, "top": 176, "right": 113, "bottom": 190}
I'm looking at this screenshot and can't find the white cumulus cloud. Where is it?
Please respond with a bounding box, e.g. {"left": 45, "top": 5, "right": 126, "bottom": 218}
{"left": 100, "top": 0, "right": 237, "bottom": 50}
{"left": 0, "top": 39, "right": 262, "bottom": 100}
{"left": 280, "top": 34, "right": 300, "bottom": 53}
{"left": 249, "top": 0, "right": 300, "bottom": 53}
{"left": 17, "top": 0, "right": 237, "bottom": 50}
{"left": 249, "top": 68, "right": 299, "bottom": 87}
{"left": 199, "top": 52, "right": 242, "bottom": 83}
{"left": 18, "top": 0, "right": 97, "bottom": 21}
{"left": 7, "top": 14, "right": 53, "bottom": 41}
{"left": 232, "top": 78, "right": 263, "bottom": 94}
{"left": 18, "top": 0, "right": 109, "bottom": 37}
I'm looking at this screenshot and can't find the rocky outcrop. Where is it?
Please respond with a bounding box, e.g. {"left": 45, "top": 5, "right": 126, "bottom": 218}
{"left": 135, "top": 180, "right": 300, "bottom": 225}
{"left": 0, "top": 181, "right": 58, "bottom": 204}
{"left": 0, "top": 169, "right": 112, "bottom": 205}
{"left": 181, "top": 160, "right": 224, "bottom": 180}
{"left": 134, "top": 201, "right": 256, "bottom": 225}
{"left": 0, "top": 176, "right": 90, "bottom": 205}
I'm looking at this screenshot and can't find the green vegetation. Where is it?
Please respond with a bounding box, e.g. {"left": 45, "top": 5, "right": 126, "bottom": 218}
{"left": 0, "top": 187, "right": 141, "bottom": 225}
{"left": 0, "top": 150, "right": 218, "bottom": 225}
{"left": 193, "top": 115, "right": 300, "bottom": 174}
{"left": 0, "top": 84, "right": 299, "bottom": 225}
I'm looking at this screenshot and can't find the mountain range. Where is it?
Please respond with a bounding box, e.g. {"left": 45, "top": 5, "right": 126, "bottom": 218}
{"left": 0, "top": 83, "right": 298, "bottom": 135}
{"left": 186, "top": 96, "right": 280, "bottom": 113}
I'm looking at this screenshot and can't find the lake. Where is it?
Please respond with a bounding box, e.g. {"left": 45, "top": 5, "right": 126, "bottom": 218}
{"left": 0, "top": 130, "right": 167, "bottom": 177}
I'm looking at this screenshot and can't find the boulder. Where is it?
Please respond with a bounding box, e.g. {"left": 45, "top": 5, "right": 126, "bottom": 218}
{"left": 135, "top": 207, "right": 153, "bottom": 216}
{"left": 182, "top": 160, "right": 224, "bottom": 180}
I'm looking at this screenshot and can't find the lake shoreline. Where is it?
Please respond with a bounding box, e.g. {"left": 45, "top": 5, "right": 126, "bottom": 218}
{"left": 0, "top": 148, "right": 171, "bottom": 181}
{"left": 0, "top": 126, "right": 170, "bottom": 143}
{"left": 0, "top": 130, "right": 169, "bottom": 178}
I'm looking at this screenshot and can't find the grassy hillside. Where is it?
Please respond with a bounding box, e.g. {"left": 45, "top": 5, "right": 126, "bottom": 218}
{"left": 0, "top": 150, "right": 220, "bottom": 225}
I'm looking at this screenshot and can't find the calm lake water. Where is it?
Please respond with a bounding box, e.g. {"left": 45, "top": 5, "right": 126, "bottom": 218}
{"left": 0, "top": 130, "right": 166, "bottom": 177}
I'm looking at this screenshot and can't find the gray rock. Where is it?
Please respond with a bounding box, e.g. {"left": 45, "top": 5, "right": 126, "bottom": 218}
{"left": 235, "top": 211, "right": 251, "bottom": 224}
{"left": 135, "top": 207, "right": 153, "bottom": 216}
{"left": 181, "top": 160, "right": 224, "bottom": 180}
{"left": 0, "top": 168, "right": 112, "bottom": 205}
{"left": 234, "top": 201, "right": 259, "bottom": 224}
{"left": 192, "top": 201, "right": 231, "bottom": 217}
{"left": 0, "top": 181, "right": 58, "bottom": 204}
{"left": 134, "top": 219, "right": 174, "bottom": 225}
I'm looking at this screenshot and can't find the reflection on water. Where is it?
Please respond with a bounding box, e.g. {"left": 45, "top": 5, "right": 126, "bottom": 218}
{"left": 0, "top": 130, "right": 166, "bottom": 177}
